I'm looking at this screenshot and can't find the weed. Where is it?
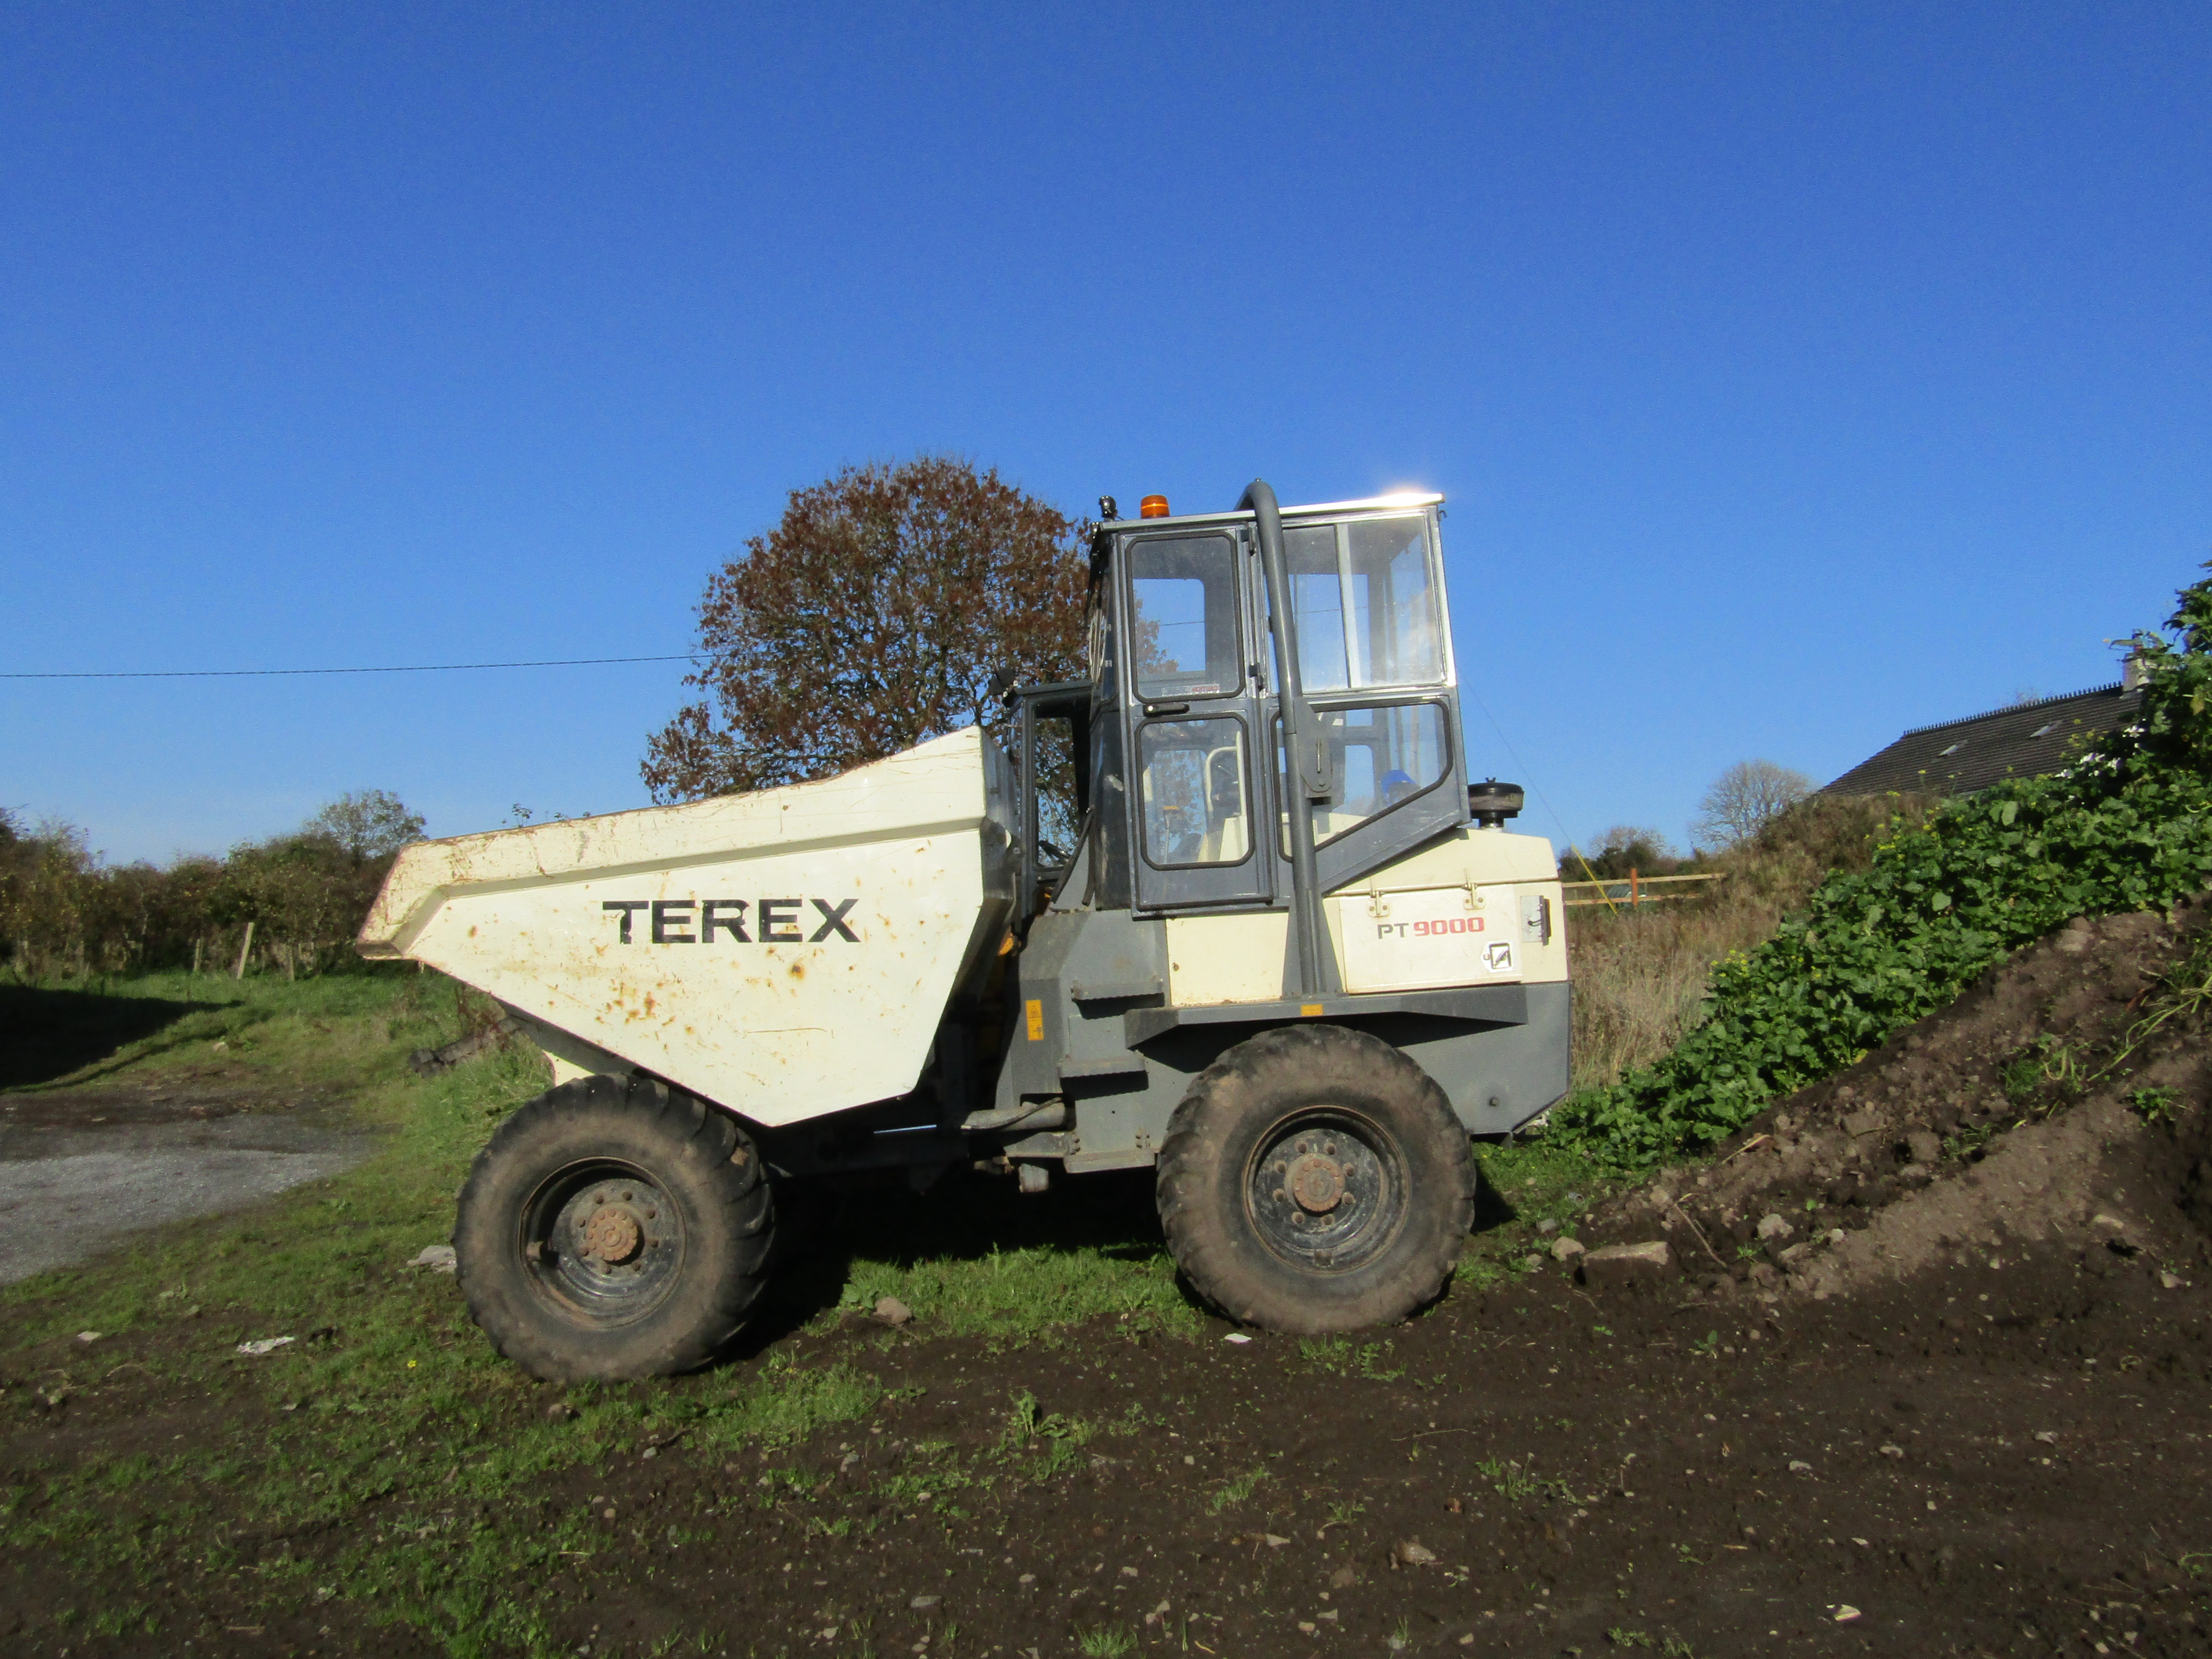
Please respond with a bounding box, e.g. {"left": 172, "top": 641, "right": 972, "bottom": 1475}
{"left": 1295, "top": 1337, "right": 1404, "bottom": 1380}
{"left": 1077, "top": 1625, "right": 1136, "bottom": 1658}
{"left": 1663, "top": 1640, "right": 1698, "bottom": 1657}
{"left": 1208, "top": 1468, "right": 1270, "bottom": 1512}
{"left": 2129, "top": 1085, "right": 2181, "bottom": 1125}
{"left": 1690, "top": 1330, "right": 1719, "bottom": 1357}
{"left": 1591, "top": 1324, "right": 1613, "bottom": 1337}
{"left": 1321, "top": 1500, "right": 1366, "bottom": 1530}
{"left": 1474, "top": 1456, "right": 1586, "bottom": 1506}
{"left": 1942, "top": 1122, "right": 2001, "bottom": 1161}
{"left": 1607, "top": 1632, "right": 1655, "bottom": 1650}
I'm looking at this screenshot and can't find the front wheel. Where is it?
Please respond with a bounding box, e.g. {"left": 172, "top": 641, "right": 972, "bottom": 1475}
{"left": 453, "top": 1074, "right": 773, "bottom": 1382}
{"left": 1156, "top": 1024, "right": 1474, "bottom": 1333}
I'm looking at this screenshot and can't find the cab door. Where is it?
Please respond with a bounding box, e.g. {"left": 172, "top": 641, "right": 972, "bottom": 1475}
{"left": 1267, "top": 508, "right": 1468, "bottom": 893}
{"left": 1121, "top": 527, "right": 1274, "bottom": 913}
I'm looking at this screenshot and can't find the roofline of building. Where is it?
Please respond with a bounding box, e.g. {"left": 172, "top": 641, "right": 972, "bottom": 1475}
{"left": 1896, "top": 679, "right": 2132, "bottom": 740}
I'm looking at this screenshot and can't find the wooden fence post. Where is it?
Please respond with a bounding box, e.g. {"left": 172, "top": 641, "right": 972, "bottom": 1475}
{"left": 233, "top": 919, "right": 256, "bottom": 980}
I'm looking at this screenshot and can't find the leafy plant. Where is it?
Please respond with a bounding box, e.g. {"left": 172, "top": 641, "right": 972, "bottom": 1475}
{"left": 2130, "top": 1085, "right": 2181, "bottom": 1124}
{"left": 1077, "top": 1626, "right": 1136, "bottom": 1658}
{"left": 1554, "top": 566, "right": 2212, "bottom": 1165}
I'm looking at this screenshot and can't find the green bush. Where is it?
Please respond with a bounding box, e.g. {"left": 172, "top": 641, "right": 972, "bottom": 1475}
{"left": 1553, "top": 567, "right": 2212, "bottom": 1167}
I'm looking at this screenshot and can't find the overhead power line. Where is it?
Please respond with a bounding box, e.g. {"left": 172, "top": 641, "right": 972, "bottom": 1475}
{"left": 0, "top": 653, "right": 694, "bottom": 680}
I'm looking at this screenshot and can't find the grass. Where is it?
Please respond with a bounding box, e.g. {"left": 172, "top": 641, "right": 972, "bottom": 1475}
{"left": 0, "top": 968, "right": 1207, "bottom": 1656}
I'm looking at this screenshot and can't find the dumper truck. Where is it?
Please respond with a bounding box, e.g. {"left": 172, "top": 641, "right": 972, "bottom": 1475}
{"left": 358, "top": 481, "right": 1569, "bottom": 1380}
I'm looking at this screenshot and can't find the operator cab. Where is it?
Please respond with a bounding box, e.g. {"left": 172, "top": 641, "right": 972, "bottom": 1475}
{"left": 1011, "top": 487, "right": 1471, "bottom": 952}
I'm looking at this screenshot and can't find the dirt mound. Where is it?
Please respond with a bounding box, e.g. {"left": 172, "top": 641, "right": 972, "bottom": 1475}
{"left": 1582, "top": 900, "right": 2212, "bottom": 1306}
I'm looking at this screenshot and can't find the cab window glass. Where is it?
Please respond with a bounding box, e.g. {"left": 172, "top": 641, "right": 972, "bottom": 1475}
{"left": 1283, "top": 526, "right": 1350, "bottom": 691}
{"left": 1273, "top": 517, "right": 1444, "bottom": 692}
{"left": 1276, "top": 702, "right": 1447, "bottom": 851}
{"left": 1139, "top": 718, "right": 1251, "bottom": 866}
{"left": 1128, "top": 535, "right": 1242, "bottom": 701}
{"left": 1346, "top": 517, "right": 1443, "bottom": 686}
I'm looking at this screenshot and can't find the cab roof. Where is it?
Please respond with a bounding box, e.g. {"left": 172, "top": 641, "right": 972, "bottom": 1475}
{"left": 1094, "top": 489, "right": 1443, "bottom": 536}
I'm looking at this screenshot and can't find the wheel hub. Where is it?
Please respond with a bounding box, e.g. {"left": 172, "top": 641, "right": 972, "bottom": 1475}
{"left": 1247, "top": 1112, "right": 1404, "bottom": 1273}
{"left": 524, "top": 1164, "right": 684, "bottom": 1325}
{"left": 1285, "top": 1149, "right": 1346, "bottom": 1213}
{"left": 582, "top": 1203, "right": 643, "bottom": 1265}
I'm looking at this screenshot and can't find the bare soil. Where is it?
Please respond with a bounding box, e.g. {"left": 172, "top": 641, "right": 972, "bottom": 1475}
{"left": 8, "top": 910, "right": 2212, "bottom": 1655}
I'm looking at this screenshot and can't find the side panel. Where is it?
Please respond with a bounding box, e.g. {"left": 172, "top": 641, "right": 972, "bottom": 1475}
{"left": 359, "top": 729, "right": 1017, "bottom": 1129}
{"left": 401, "top": 830, "right": 1007, "bottom": 1127}
{"left": 1164, "top": 911, "right": 1290, "bottom": 1006}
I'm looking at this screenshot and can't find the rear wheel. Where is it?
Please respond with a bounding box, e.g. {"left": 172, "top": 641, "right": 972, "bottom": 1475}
{"left": 1156, "top": 1024, "right": 1474, "bottom": 1333}
{"left": 453, "top": 1074, "right": 772, "bottom": 1382}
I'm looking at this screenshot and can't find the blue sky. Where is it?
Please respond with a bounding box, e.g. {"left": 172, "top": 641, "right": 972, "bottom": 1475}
{"left": 4, "top": 3, "right": 2207, "bottom": 864}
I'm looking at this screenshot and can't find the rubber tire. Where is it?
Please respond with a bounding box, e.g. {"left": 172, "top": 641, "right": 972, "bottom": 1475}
{"left": 453, "top": 1073, "right": 773, "bottom": 1382}
{"left": 1155, "top": 1024, "right": 1475, "bottom": 1334}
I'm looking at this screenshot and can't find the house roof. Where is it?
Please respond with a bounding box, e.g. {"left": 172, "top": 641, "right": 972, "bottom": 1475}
{"left": 1820, "top": 681, "right": 2142, "bottom": 799}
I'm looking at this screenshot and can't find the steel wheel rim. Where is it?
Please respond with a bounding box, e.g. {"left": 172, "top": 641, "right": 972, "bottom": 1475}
{"left": 520, "top": 1159, "right": 687, "bottom": 1327}
{"left": 1243, "top": 1107, "right": 1408, "bottom": 1273}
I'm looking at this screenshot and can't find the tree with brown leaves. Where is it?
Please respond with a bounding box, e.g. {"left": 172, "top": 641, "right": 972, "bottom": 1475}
{"left": 642, "top": 457, "right": 1090, "bottom": 803}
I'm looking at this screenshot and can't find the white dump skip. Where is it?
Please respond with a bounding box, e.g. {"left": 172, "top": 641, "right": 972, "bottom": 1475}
{"left": 358, "top": 729, "right": 1017, "bottom": 1128}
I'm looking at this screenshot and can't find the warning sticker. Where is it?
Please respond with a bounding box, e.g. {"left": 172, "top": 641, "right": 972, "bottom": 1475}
{"left": 1484, "top": 940, "right": 1517, "bottom": 975}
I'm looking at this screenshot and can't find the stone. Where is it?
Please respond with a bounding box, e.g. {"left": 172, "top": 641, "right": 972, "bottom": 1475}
{"left": 1778, "top": 1243, "right": 1813, "bottom": 1272}
{"left": 1788, "top": 1459, "right": 1814, "bottom": 1474}
{"left": 909, "top": 1595, "right": 942, "bottom": 1611}
{"left": 1393, "top": 1540, "right": 1437, "bottom": 1565}
{"left": 1648, "top": 1187, "right": 1674, "bottom": 1209}
{"left": 2092, "top": 1213, "right": 2127, "bottom": 1233}
{"left": 75, "top": 1331, "right": 101, "bottom": 1344}
{"left": 1329, "top": 1567, "right": 1357, "bottom": 1588}
{"left": 411, "top": 1245, "right": 458, "bottom": 1273}
{"left": 2162, "top": 1271, "right": 2188, "bottom": 1291}
{"left": 1550, "top": 1236, "right": 1587, "bottom": 1263}
{"left": 1577, "top": 1241, "right": 1677, "bottom": 1288}
{"left": 1262, "top": 1534, "right": 1290, "bottom": 1548}
{"left": 1904, "top": 1132, "right": 1943, "bottom": 1165}
{"left": 1842, "top": 1111, "right": 1881, "bottom": 1138}
{"left": 1826, "top": 1229, "right": 1847, "bottom": 1246}
{"left": 545, "top": 1402, "right": 577, "bottom": 1423}
{"left": 1879, "top": 1443, "right": 1905, "bottom": 1459}
{"left": 1756, "top": 1214, "right": 1793, "bottom": 1243}
{"left": 2033, "top": 1431, "right": 2057, "bottom": 1445}
{"left": 1522, "top": 1254, "right": 1548, "bottom": 1272}
{"left": 873, "top": 1296, "right": 914, "bottom": 1326}
{"left": 1535, "top": 1218, "right": 1559, "bottom": 1236}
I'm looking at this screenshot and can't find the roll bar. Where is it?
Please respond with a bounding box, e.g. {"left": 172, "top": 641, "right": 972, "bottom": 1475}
{"left": 1240, "top": 479, "right": 1336, "bottom": 997}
